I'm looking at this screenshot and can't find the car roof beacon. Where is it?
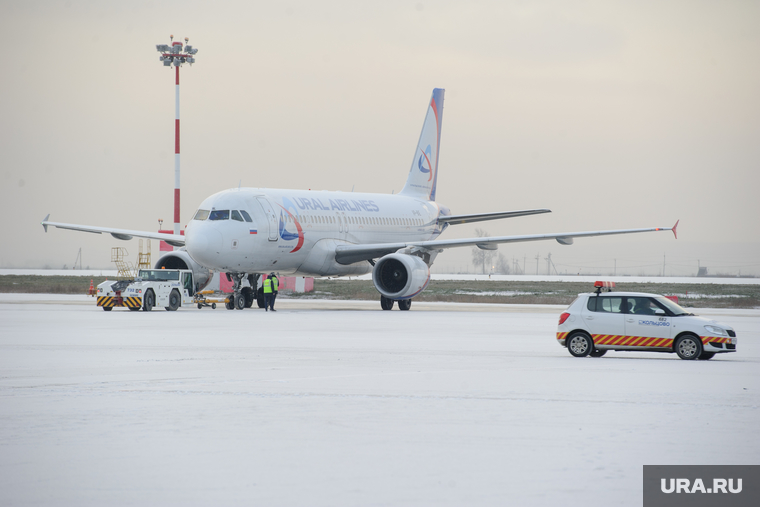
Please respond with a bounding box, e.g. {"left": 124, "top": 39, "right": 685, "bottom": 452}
{"left": 593, "top": 281, "right": 616, "bottom": 295}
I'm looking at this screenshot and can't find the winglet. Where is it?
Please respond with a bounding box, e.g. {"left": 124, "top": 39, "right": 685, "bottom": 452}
{"left": 672, "top": 219, "right": 679, "bottom": 240}
{"left": 42, "top": 214, "right": 50, "bottom": 233}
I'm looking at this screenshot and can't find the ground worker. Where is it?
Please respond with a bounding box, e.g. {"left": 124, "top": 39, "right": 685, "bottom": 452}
{"left": 263, "top": 274, "right": 278, "bottom": 312}
{"left": 269, "top": 273, "right": 279, "bottom": 311}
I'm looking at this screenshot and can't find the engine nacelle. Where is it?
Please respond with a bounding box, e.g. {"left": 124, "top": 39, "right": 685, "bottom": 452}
{"left": 372, "top": 253, "right": 430, "bottom": 300}
{"left": 154, "top": 249, "right": 212, "bottom": 291}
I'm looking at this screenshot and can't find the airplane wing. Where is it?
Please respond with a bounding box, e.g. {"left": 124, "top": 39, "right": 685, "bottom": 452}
{"left": 438, "top": 208, "right": 551, "bottom": 225}
{"left": 334, "top": 221, "right": 679, "bottom": 265}
{"left": 41, "top": 215, "right": 186, "bottom": 247}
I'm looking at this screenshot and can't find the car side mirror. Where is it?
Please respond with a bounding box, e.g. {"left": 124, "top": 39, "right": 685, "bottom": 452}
{"left": 654, "top": 309, "right": 666, "bottom": 315}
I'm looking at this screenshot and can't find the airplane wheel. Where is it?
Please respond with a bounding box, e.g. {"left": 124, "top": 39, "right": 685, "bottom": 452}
{"left": 211, "top": 303, "right": 216, "bottom": 310}
{"left": 256, "top": 288, "right": 266, "bottom": 308}
{"left": 398, "top": 299, "right": 412, "bottom": 311}
{"left": 380, "top": 296, "right": 394, "bottom": 310}
{"left": 234, "top": 293, "right": 245, "bottom": 310}
{"left": 242, "top": 287, "right": 254, "bottom": 308}
{"left": 225, "top": 299, "right": 234, "bottom": 310}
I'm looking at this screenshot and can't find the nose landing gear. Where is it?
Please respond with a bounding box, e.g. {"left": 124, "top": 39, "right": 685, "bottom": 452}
{"left": 225, "top": 272, "right": 261, "bottom": 311}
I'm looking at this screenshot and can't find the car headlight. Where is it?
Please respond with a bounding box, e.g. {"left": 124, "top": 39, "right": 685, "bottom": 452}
{"left": 704, "top": 325, "right": 727, "bottom": 336}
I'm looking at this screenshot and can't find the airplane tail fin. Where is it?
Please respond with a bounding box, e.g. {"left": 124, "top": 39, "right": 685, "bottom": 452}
{"left": 400, "top": 88, "right": 444, "bottom": 201}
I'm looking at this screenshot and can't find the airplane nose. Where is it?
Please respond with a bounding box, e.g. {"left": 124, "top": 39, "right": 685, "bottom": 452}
{"left": 186, "top": 225, "right": 223, "bottom": 267}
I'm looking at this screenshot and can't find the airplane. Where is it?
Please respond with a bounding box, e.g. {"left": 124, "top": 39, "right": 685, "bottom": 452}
{"left": 42, "top": 88, "right": 678, "bottom": 311}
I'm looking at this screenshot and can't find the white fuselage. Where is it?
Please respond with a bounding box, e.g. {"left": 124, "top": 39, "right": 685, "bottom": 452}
{"left": 185, "top": 188, "right": 445, "bottom": 276}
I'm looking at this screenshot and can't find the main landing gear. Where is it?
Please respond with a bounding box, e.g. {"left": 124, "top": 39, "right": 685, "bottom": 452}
{"left": 380, "top": 296, "right": 412, "bottom": 311}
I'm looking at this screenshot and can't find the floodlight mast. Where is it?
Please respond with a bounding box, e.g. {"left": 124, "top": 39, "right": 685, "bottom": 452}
{"left": 155, "top": 35, "right": 198, "bottom": 240}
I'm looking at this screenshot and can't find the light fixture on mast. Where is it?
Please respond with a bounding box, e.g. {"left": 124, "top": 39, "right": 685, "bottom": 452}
{"left": 155, "top": 35, "right": 199, "bottom": 242}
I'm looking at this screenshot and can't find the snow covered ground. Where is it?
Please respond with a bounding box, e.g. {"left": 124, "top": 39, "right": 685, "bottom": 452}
{"left": 3, "top": 268, "right": 759, "bottom": 285}
{"left": 1, "top": 295, "right": 758, "bottom": 506}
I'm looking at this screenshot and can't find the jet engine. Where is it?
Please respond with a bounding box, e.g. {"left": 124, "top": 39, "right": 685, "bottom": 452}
{"left": 154, "top": 248, "right": 212, "bottom": 291}
{"left": 371, "top": 253, "right": 430, "bottom": 300}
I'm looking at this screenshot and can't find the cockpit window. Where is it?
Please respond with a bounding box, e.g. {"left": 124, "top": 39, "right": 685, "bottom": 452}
{"left": 193, "top": 209, "right": 209, "bottom": 221}
{"left": 240, "top": 210, "right": 252, "bottom": 222}
{"left": 209, "top": 210, "right": 230, "bottom": 221}
{"left": 231, "top": 210, "right": 244, "bottom": 222}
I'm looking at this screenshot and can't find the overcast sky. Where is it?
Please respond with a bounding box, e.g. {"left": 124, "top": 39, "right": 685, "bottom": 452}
{"left": 1, "top": 0, "right": 759, "bottom": 276}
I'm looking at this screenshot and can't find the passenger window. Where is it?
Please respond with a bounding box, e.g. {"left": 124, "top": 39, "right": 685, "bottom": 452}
{"left": 209, "top": 210, "right": 230, "bottom": 221}
{"left": 598, "top": 297, "right": 624, "bottom": 313}
{"left": 231, "top": 210, "right": 244, "bottom": 222}
{"left": 240, "top": 210, "right": 252, "bottom": 222}
{"left": 193, "top": 209, "right": 209, "bottom": 221}
{"left": 587, "top": 297, "right": 597, "bottom": 312}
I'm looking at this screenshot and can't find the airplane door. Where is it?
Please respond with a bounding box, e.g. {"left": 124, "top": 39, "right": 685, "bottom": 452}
{"left": 256, "top": 197, "right": 279, "bottom": 242}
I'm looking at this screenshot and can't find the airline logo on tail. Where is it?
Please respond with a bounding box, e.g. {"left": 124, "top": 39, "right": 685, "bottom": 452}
{"left": 418, "top": 144, "right": 433, "bottom": 181}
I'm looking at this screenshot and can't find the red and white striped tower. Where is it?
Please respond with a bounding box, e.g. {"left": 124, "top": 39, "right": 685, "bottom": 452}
{"left": 173, "top": 59, "right": 180, "bottom": 236}
{"left": 156, "top": 36, "right": 198, "bottom": 241}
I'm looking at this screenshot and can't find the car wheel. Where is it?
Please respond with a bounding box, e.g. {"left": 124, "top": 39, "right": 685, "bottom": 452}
{"left": 589, "top": 349, "right": 607, "bottom": 357}
{"left": 211, "top": 303, "right": 216, "bottom": 310}
{"left": 143, "top": 290, "right": 155, "bottom": 312}
{"left": 103, "top": 306, "right": 112, "bottom": 312}
{"left": 398, "top": 299, "right": 412, "bottom": 311}
{"left": 166, "top": 289, "right": 180, "bottom": 311}
{"left": 567, "top": 332, "right": 593, "bottom": 357}
{"left": 675, "top": 334, "right": 702, "bottom": 360}
{"left": 698, "top": 351, "right": 715, "bottom": 360}
{"left": 128, "top": 306, "right": 140, "bottom": 312}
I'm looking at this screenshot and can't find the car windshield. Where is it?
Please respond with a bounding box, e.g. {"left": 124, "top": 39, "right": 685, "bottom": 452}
{"left": 138, "top": 270, "right": 180, "bottom": 281}
{"left": 654, "top": 296, "right": 692, "bottom": 316}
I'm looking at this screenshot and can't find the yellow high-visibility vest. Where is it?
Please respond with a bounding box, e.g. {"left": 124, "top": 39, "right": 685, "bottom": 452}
{"left": 272, "top": 277, "right": 278, "bottom": 291}
{"left": 263, "top": 278, "right": 272, "bottom": 294}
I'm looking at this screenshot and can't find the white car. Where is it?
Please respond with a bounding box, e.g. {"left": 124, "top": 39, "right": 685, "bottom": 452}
{"left": 556, "top": 282, "right": 737, "bottom": 360}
